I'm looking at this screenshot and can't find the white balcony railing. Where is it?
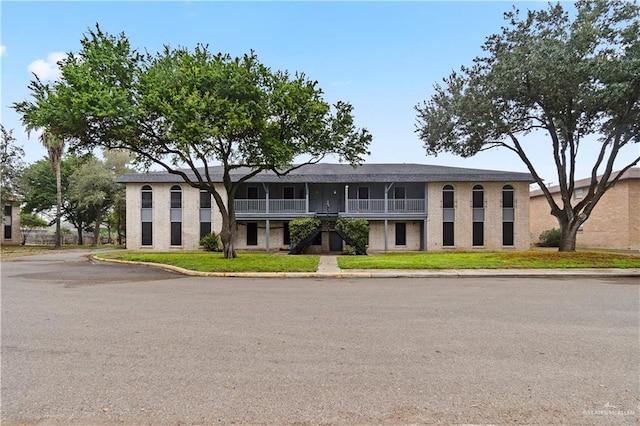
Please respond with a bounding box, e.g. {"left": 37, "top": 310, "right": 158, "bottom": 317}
{"left": 235, "top": 199, "right": 306, "bottom": 214}
{"left": 348, "top": 199, "right": 425, "bottom": 213}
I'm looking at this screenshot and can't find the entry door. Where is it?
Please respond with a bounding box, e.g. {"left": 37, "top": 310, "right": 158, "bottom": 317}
{"left": 329, "top": 231, "right": 343, "bottom": 252}
{"left": 325, "top": 185, "right": 341, "bottom": 213}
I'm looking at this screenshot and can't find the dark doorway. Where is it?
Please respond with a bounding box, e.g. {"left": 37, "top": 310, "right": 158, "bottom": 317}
{"left": 329, "top": 231, "right": 343, "bottom": 252}
{"left": 247, "top": 222, "right": 258, "bottom": 246}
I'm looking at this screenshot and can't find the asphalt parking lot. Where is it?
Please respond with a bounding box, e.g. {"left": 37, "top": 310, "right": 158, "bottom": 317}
{"left": 1, "top": 251, "right": 639, "bottom": 425}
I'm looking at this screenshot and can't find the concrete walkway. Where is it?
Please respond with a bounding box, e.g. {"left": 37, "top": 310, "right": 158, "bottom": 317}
{"left": 317, "top": 255, "right": 341, "bottom": 274}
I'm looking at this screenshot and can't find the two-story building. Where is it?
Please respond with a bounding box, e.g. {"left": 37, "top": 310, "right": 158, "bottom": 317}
{"left": 117, "top": 163, "right": 534, "bottom": 253}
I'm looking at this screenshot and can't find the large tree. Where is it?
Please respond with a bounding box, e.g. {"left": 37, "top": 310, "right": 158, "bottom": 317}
{"left": 68, "top": 155, "right": 118, "bottom": 245}
{"left": 21, "top": 155, "right": 95, "bottom": 245}
{"left": 14, "top": 26, "right": 372, "bottom": 258}
{"left": 0, "top": 125, "right": 25, "bottom": 208}
{"left": 415, "top": 0, "right": 639, "bottom": 251}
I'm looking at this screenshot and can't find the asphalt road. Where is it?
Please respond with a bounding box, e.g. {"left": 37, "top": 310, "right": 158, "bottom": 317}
{"left": 1, "top": 250, "right": 639, "bottom": 425}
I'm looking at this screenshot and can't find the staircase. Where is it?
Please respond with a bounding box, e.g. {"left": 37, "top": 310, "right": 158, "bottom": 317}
{"left": 288, "top": 214, "right": 366, "bottom": 255}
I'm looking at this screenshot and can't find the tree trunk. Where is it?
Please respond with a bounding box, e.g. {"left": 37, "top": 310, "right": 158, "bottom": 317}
{"left": 76, "top": 225, "right": 84, "bottom": 245}
{"left": 93, "top": 210, "right": 102, "bottom": 246}
{"left": 557, "top": 218, "right": 581, "bottom": 252}
{"left": 54, "top": 160, "right": 62, "bottom": 249}
{"left": 220, "top": 214, "right": 237, "bottom": 259}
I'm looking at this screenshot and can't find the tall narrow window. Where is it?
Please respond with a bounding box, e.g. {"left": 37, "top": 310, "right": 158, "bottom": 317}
{"left": 141, "top": 185, "right": 153, "bottom": 246}
{"left": 283, "top": 221, "right": 291, "bottom": 245}
{"left": 247, "top": 222, "right": 258, "bottom": 246}
{"left": 3, "top": 204, "right": 12, "bottom": 240}
{"left": 502, "top": 185, "right": 515, "bottom": 246}
{"left": 393, "top": 186, "right": 406, "bottom": 211}
{"left": 283, "top": 187, "right": 294, "bottom": 199}
{"left": 247, "top": 186, "right": 259, "bottom": 199}
{"left": 395, "top": 222, "right": 406, "bottom": 246}
{"left": 200, "top": 190, "right": 212, "bottom": 240}
{"left": 442, "top": 185, "right": 455, "bottom": 246}
{"left": 472, "top": 185, "right": 484, "bottom": 246}
{"left": 170, "top": 185, "right": 182, "bottom": 246}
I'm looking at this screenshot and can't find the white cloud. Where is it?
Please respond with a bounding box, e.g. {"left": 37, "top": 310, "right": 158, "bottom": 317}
{"left": 27, "top": 51, "right": 66, "bottom": 80}
{"left": 0, "top": 45, "right": 6, "bottom": 57}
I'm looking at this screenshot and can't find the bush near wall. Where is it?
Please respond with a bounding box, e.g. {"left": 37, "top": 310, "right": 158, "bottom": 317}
{"left": 538, "top": 228, "right": 562, "bottom": 247}
{"left": 336, "top": 217, "right": 369, "bottom": 255}
{"left": 200, "top": 232, "right": 222, "bottom": 252}
{"left": 289, "top": 217, "right": 321, "bottom": 245}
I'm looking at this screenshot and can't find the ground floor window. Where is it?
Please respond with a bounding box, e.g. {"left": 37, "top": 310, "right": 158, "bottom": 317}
{"left": 283, "top": 222, "right": 290, "bottom": 245}
{"left": 200, "top": 222, "right": 211, "bottom": 240}
{"left": 443, "top": 222, "right": 454, "bottom": 246}
{"left": 142, "top": 222, "right": 153, "bottom": 246}
{"left": 3, "top": 204, "right": 12, "bottom": 239}
{"left": 502, "top": 222, "right": 514, "bottom": 246}
{"left": 247, "top": 222, "right": 258, "bottom": 246}
{"left": 395, "top": 222, "right": 406, "bottom": 246}
{"left": 171, "top": 222, "right": 182, "bottom": 246}
{"left": 472, "top": 222, "right": 484, "bottom": 246}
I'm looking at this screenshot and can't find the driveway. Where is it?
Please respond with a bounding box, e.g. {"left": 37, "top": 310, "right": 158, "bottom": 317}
{"left": 1, "top": 251, "right": 638, "bottom": 425}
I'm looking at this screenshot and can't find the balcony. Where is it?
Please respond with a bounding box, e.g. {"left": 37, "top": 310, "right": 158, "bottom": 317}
{"left": 235, "top": 199, "right": 306, "bottom": 214}
{"left": 347, "top": 199, "right": 425, "bottom": 214}
{"left": 235, "top": 198, "right": 425, "bottom": 215}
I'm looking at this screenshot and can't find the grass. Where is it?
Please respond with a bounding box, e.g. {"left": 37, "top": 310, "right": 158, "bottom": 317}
{"left": 0, "top": 244, "right": 125, "bottom": 259}
{"left": 338, "top": 251, "right": 640, "bottom": 269}
{"left": 97, "top": 251, "right": 320, "bottom": 273}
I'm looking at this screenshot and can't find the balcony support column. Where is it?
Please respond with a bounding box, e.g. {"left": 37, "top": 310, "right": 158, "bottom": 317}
{"left": 384, "top": 183, "right": 394, "bottom": 214}
{"left": 305, "top": 183, "right": 309, "bottom": 213}
{"left": 265, "top": 219, "right": 270, "bottom": 252}
{"left": 345, "top": 185, "right": 349, "bottom": 215}
{"left": 384, "top": 219, "right": 388, "bottom": 252}
{"left": 263, "top": 183, "right": 270, "bottom": 214}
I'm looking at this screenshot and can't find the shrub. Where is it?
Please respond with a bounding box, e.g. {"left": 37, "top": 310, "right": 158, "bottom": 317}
{"left": 289, "top": 217, "right": 321, "bottom": 245}
{"left": 538, "top": 228, "right": 561, "bottom": 247}
{"left": 200, "top": 232, "right": 222, "bottom": 252}
{"left": 336, "top": 218, "right": 369, "bottom": 255}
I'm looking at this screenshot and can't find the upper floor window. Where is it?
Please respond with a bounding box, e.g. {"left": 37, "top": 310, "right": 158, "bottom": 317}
{"left": 170, "top": 185, "right": 182, "bottom": 209}
{"left": 141, "top": 185, "right": 153, "bottom": 208}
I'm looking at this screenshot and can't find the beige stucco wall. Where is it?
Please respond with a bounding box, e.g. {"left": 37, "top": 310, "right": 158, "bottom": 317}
{"left": 426, "top": 181, "right": 530, "bottom": 251}
{"left": 126, "top": 182, "right": 225, "bottom": 250}
{"left": 530, "top": 178, "right": 640, "bottom": 250}
{"left": 2, "top": 201, "right": 21, "bottom": 245}
{"left": 125, "top": 180, "right": 532, "bottom": 252}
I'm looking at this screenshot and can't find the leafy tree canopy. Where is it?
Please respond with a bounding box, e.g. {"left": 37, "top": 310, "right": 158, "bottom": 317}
{"left": 0, "top": 125, "right": 25, "bottom": 206}
{"left": 14, "top": 26, "right": 372, "bottom": 257}
{"left": 415, "top": 0, "right": 639, "bottom": 251}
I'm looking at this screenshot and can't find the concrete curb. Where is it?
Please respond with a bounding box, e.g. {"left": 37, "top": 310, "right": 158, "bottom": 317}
{"left": 90, "top": 255, "right": 640, "bottom": 279}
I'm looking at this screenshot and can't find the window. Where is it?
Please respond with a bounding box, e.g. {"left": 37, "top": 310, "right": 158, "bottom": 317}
{"left": 247, "top": 222, "right": 258, "bottom": 246}
{"left": 395, "top": 222, "right": 406, "bottom": 246}
{"left": 472, "top": 185, "right": 484, "bottom": 246}
{"left": 141, "top": 185, "right": 153, "bottom": 246}
{"left": 442, "top": 185, "right": 455, "bottom": 246}
{"left": 283, "top": 187, "right": 294, "bottom": 199}
{"left": 394, "top": 186, "right": 405, "bottom": 199}
{"left": 170, "top": 185, "right": 182, "bottom": 246}
{"left": 357, "top": 186, "right": 369, "bottom": 199}
{"left": 283, "top": 221, "right": 291, "bottom": 245}
{"left": 200, "top": 190, "right": 212, "bottom": 240}
{"left": 3, "top": 204, "right": 12, "bottom": 239}
{"left": 574, "top": 188, "right": 583, "bottom": 200}
{"left": 247, "top": 186, "right": 259, "bottom": 199}
{"left": 502, "top": 185, "right": 514, "bottom": 246}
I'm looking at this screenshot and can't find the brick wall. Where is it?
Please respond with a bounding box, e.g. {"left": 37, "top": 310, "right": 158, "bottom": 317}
{"left": 530, "top": 178, "right": 640, "bottom": 250}
{"left": 426, "top": 181, "right": 530, "bottom": 251}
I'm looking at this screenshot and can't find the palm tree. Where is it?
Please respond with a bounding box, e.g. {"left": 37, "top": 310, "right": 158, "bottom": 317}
{"left": 39, "top": 130, "right": 65, "bottom": 249}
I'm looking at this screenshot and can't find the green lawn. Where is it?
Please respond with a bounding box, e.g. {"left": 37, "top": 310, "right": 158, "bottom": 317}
{"left": 337, "top": 251, "right": 640, "bottom": 269}
{"left": 97, "top": 251, "right": 320, "bottom": 273}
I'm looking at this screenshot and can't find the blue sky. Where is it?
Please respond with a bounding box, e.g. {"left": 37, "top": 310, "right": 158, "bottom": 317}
{"left": 1, "top": 1, "right": 635, "bottom": 185}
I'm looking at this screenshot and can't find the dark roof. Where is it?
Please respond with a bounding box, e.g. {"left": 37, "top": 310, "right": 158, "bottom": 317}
{"left": 116, "top": 163, "right": 534, "bottom": 184}
{"left": 530, "top": 167, "right": 639, "bottom": 197}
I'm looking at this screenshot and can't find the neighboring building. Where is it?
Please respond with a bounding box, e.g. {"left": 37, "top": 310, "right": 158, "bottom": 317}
{"left": 530, "top": 168, "right": 640, "bottom": 251}
{"left": 1, "top": 200, "right": 21, "bottom": 246}
{"left": 117, "top": 163, "right": 534, "bottom": 253}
